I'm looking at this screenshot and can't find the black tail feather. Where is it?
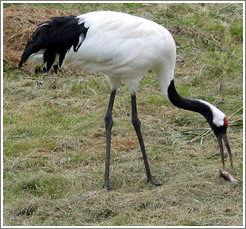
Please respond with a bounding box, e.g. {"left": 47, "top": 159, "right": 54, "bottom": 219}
{"left": 19, "top": 15, "right": 89, "bottom": 71}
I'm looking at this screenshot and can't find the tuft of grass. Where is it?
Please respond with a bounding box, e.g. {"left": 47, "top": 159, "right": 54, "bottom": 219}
{"left": 20, "top": 174, "right": 69, "bottom": 198}
{"left": 230, "top": 22, "right": 243, "bottom": 41}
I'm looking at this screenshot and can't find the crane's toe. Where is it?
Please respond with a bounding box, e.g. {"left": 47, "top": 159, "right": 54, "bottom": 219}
{"left": 147, "top": 179, "right": 162, "bottom": 186}
{"left": 102, "top": 183, "right": 111, "bottom": 191}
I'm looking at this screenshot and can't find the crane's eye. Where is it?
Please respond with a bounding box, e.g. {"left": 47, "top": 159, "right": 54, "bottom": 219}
{"left": 224, "top": 117, "right": 228, "bottom": 128}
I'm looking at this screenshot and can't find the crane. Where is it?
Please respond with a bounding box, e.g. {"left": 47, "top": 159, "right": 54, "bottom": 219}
{"left": 19, "top": 11, "right": 233, "bottom": 190}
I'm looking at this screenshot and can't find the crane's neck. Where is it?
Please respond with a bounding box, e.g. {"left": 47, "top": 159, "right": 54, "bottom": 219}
{"left": 166, "top": 79, "right": 226, "bottom": 129}
{"left": 155, "top": 64, "right": 226, "bottom": 128}
{"left": 167, "top": 79, "right": 212, "bottom": 116}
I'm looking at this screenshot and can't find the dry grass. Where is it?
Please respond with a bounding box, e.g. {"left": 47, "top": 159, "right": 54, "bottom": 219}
{"left": 2, "top": 3, "right": 244, "bottom": 227}
{"left": 3, "top": 5, "right": 74, "bottom": 68}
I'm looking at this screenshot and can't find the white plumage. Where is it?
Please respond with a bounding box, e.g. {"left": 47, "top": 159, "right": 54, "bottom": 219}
{"left": 63, "top": 11, "right": 175, "bottom": 95}
{"left": 19, "top": 11, "right": 233, "bottom": 190}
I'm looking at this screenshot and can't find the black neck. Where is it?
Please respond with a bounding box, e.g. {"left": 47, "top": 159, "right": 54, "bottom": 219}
{"left": 167, "top": 80, "right": 213, "bottom": 123}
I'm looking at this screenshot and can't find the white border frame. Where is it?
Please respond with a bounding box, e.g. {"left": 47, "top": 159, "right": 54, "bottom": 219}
{"left": 1, "top": 1, "right": 245, "bottom": 228}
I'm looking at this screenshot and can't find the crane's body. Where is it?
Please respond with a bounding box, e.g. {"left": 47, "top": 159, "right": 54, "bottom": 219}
{"left": 23, "top": 11, "right": 176, "bottom": 96}
{"left": 19, "top": 11, "right": 233, "bottom": 190}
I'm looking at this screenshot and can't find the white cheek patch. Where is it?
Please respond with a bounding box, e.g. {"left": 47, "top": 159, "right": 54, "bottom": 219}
{"left": 199, "top": 100, "right": 226, "bottom": 127}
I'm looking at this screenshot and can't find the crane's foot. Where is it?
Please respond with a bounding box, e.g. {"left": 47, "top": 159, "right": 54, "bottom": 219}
{"left": 102, "top": 183, "right": 111, "bottom": 191}
{"left": 147, "top": 178, "right": 162, "bottom": 186}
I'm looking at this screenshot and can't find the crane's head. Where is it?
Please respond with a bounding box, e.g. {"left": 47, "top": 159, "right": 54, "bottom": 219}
{"left": 166, "top": 80, "right": 233, "bottom": 170}
{"left": 200, "top": 101, "right": 233, "bottom": 170}
{"left": 211, "top": 116, "right": 233, "bottom": 170}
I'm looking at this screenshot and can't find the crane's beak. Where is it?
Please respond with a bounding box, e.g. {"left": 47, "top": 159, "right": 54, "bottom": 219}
{"left": 217, "top": 133, "right": 233, "bottom": 170}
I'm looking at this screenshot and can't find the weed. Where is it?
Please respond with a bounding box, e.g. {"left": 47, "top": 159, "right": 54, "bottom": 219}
{"left": 230, "top": 22, "right": 243, "bottom": 41}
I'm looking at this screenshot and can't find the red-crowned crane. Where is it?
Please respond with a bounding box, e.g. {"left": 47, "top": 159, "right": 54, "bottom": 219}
{"left": 19, "top": 11, "right": 233, "bottom": 190}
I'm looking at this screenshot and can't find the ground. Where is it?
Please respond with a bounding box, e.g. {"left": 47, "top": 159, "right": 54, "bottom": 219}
{"left": 2, "top": 3, "right": 244, "bottom": 226}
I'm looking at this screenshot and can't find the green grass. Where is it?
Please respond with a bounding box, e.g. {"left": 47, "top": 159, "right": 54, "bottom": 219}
{"left": 3, "top": 2, "right": 243, "bottom": 227}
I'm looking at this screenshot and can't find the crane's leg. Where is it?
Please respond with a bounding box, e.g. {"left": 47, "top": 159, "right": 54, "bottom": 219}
{"left": 131, "top": 94, "right": 161, "bottom": 186}
{"left": 102, "top": 90, "right": 116, "bottom": 190}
